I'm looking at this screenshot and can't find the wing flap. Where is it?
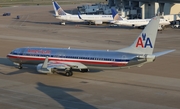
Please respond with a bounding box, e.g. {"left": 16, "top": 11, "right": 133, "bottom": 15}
{"left": 49, "top": 61, "right": 88, "bottom": 69}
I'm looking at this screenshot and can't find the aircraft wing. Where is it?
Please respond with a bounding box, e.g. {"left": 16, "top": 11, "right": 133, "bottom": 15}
{"left": 77, "top": 13, "right": 92, "bottom": 22}
{"left": 79, "top": 18, "right": 103, "bottom": 24}
{"left": 37, "top": 57, "right": 88, "bottom": 74}
{"left": 49, "top": 61, "right": 88, "bottom": 70}
{"left": 77, "top": 12, "right": 103, "bottom": 24}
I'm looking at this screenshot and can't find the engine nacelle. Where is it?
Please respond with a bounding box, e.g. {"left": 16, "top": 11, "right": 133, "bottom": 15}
{"left": 95, "top": 20, "right": 103, "bottom": 25}
{"left": 37, "top": 64, "right": 52, "bottom": 74}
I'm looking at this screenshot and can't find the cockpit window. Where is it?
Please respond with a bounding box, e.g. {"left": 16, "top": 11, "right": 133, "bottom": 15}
{"left": 11, "top": 48, "right": 23, "bottom": 55}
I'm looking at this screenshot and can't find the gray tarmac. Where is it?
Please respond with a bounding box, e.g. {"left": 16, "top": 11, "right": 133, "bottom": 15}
{"left": 0, "top": 4, "right": 180, "bottom": 109}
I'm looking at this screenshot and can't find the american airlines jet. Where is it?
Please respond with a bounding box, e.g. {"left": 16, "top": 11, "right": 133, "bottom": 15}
{"left": 111, "top": 8, "right": 170, "bottom": 30}
{"left": 52, "top": 1, "right": 113, "bottom": 25}
{"left": 7, "top": 16, "right": 174, "bottom": 76}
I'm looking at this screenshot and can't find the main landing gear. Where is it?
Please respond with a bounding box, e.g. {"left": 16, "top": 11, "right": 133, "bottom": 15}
{"left": 51, "top": 68, "right": 73, "bottom": 76}
{"left": 18, "top": 65, "right": 22, "bottom": 69}
{"left": 65, "top": 68, "right": 73, "bottom": 76}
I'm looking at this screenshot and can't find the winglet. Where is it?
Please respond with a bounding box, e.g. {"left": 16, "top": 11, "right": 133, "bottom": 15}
{"left": 42, "top": 56, "right": 48, "bottom": 68}
{"left": 78, "top": 11, "right": 82, "bottom": 19}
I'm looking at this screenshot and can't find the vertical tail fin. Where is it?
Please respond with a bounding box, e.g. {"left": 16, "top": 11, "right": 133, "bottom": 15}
{"left": 52, "top": 1, "right": 70, "bottom": 16}
{"left": 117, "top": 16, "right": 160, "bottom": 55}
{"left": 111, "top": 8, "right": 123, "bottom": 21}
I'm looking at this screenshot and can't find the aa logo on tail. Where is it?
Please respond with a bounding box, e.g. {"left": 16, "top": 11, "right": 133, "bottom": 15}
{"left": 136, "top": 33, "right": 153, "bottom": 48}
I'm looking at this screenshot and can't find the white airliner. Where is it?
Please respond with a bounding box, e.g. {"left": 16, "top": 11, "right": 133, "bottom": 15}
{"left": 111, "top": 8, "right": 170, "bottom": 30}
{"left": 52, "top": 1, "right": 113, "bottom": 25}
{"left": 7, "top": 16, "right": 174, "bottom": 76}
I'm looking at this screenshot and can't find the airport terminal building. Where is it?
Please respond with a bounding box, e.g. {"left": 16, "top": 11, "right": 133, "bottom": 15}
{"left": 108, "top": 0, "right": 180, "bottom": 20}
{"left": 78, "top": 0, "right": 180, "bottom": 21}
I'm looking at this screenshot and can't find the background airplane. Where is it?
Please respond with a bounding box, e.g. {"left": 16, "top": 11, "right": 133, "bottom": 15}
{"left": 77, "top": 11, "right": 114, "bottom": 25}
{"left": 111, "top": 8, "right": 170, "bottom": 30}
{"left": 7, "top": 16, "right": 174, "bottom": 76}
{"left": 52, "top": 1, "right": 113, "bottom": 25}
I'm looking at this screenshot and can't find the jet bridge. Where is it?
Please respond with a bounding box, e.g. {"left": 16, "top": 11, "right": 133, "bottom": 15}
{"left": 107, "top": 0, "right": 180, "bottom": 19}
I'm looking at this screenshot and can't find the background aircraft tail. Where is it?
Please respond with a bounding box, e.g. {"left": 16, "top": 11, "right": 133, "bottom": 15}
{"left": 111, "top": 8, "right": 124, "bottom": 21}
{"left": 52, "top": 1, "right": 71, "bottom": 16}
{"left": 77, "top": 12, "right": 82, "bottom": 19}
{"left": 117, "top": 16, "right": 160, "bottom": 55}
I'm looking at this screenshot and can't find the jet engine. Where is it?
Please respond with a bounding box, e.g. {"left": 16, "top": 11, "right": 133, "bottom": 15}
{"left": 36, "top": 62, "right": 73, "bottom": 76}
{"left": 36, "top": 63, "right": 53, "bottom": 74}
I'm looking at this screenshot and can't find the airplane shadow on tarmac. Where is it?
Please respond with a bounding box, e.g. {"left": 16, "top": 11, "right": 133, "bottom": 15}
{"left": 21, "top": 20, "right": 62, "bottom": 25}
{"left": 36, "top": 82, "right": 97, "bottom": 109}
{"left": 0, "top": 58, "right": 102, "bottom": 76}
{"left": 22, "top": 20, "right": 87, "bottom": 25}
{"left": 22, "top": 20, "right": 137, "bottom": 30}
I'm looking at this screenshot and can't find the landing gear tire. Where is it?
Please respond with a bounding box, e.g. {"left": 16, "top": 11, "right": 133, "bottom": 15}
{"left": 65, "top": 68, "right": 73, "bottom": 76}
{"left": 65, "top": 71, "right": 73, "bottom": 76}
{"left": 87, "top": 22, "right": 92, "bottom": 25}
{"left": 18, "top": 64, "right": 22, "bottom": 69}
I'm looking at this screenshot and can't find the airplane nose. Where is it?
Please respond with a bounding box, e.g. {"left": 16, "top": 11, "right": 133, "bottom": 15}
{"left": 6, "top": 54, "right": 10, "bottom": 58}
{"left": 7, "top": 54, "right": 9, "bottom": 57}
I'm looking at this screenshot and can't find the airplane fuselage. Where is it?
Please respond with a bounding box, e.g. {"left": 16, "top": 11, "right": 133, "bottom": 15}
{"left": 7, "top": 47, "right": 145, "bottom": 69}
{"left": 115, "top": 19, "right": 170, "bottom": 27}
{"left": 56, "top": 15, "right": 113, "bottom": 23}
{"left": 56, "top": 15, "right": 84, "bottom": 22}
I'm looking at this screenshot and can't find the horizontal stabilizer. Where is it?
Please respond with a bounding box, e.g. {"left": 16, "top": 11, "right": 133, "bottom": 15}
{"left": 153, "top": 50, "right": 175, "bottom": 57}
